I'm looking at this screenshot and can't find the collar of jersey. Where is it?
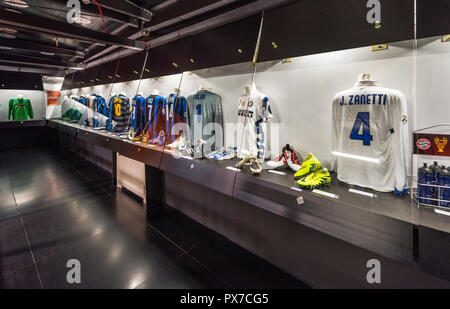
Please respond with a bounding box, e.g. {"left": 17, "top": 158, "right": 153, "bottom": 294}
{"left": 354, "top": 80, "right": 381, "bottom": 87}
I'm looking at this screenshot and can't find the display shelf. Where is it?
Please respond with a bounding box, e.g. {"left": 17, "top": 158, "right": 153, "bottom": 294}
{"left": 0, "top": 120, "right": 47, "bottom": 128}
{"left": 160, "top": 153, "right": 237, "bottom": 197}
{"left": 417, "top": 205, "right": 450, "bottom": 234}
{"left": 120, "top": 139, "right": 163, "bottom": 168}
{"left": 93, "top": 131, "right": 123, "bottom": 153}
{"left": 234, "top": 168, "right": 414, "bottom": 263}
{"left": 48, "top": 120, "right": 450, "bottom": 266}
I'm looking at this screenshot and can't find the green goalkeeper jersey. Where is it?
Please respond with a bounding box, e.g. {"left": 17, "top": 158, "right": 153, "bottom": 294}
{"left": 8, "top": 98, "right": 34, "bottom": 121}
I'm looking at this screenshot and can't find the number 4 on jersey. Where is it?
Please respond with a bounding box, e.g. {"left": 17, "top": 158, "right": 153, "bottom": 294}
{"left": 350, "top": 112, "right": 373, "bottom": 146}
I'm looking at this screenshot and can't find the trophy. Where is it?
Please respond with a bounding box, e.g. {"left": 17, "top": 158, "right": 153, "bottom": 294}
{"left": 435, "top": 137, "right": 448, "bottom": 153}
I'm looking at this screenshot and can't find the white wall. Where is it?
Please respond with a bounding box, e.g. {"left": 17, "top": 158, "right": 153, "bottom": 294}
{"left": 254, "top": 40, "right": 416, "bottom": 166}
{"left": 117, "top": 154, "right": 146, "bottom": 198}
{"left": 416, "top": 37, "right": 450, "bottom": 129}
{"left": 62, "top": 37, "right": 450, "bottom": 188}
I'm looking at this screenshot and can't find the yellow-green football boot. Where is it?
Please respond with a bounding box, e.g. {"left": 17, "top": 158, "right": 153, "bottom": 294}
{"left": 297, "top": 168, "right": 331, "bottom": 190}
{"left": 294, "top": 153, "right": 322, "bottom": 179}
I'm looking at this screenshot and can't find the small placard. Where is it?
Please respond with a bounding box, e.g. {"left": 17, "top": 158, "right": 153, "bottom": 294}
{"left": 312, "top": 189, "right": 339, "bottom": 200}
{"left": 268, "top": 170, "right": 287, "bottom": 176}
{"left": 226, "top": 167, "right": 240, "bottom": 172}
{"left": 297, "top": 196, "right": 304, "bottom": 205}
{"left": 349, "top": 189, "right": 376, "bottom": 198}
{"left": 435, "top": 209, "right": 450, "bottom": 217}
{"left": 371, "top": 44, "right": 388, "bottom": 51}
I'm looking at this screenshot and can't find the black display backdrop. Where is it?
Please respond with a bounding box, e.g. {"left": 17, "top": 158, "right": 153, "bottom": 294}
{"left": 0, "top": 72, "right": 43, "bottom": 90}
{"left": 417, "top": 0, "right": 450, "bottom": 39}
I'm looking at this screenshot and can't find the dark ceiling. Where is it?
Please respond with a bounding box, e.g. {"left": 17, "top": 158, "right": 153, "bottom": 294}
{"left": 0, "top": 0, "right": 448, "bottom": 91}
{"left": 0, "top": 0, "right": 261, "bottom": 78}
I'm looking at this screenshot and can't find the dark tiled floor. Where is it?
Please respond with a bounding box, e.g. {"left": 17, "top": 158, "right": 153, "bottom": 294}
{"left": 0, "top": 147, "right": 309, "bottom": 289}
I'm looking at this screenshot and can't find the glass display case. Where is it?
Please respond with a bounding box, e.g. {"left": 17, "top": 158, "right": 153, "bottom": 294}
{"left": 413, "top": 125, "right": 450, "bottom": 209}
{"left": 54, "top": 0, "right": 450, "bottom": 234}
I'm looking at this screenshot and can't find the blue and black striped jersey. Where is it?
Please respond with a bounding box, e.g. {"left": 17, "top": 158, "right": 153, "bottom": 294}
{"left": 166, "top": 93, "right": 187, "bottom": 144}
{"left": 108, "top": 94, "right": 131, "bottom": 132}
{"left": 146, "top": 95, "right": 167, "bottom": 145}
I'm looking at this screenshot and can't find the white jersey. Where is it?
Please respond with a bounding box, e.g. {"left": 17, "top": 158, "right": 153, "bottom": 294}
{"left": 331, "top": 80, "right": 410, "bottom": 193}
{"left": 237, "top": 88, "right": 273, "bottom": 161}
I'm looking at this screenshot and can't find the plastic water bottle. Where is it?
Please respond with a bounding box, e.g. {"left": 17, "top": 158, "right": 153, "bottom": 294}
{"left": 436, "top": 166, "right": 450, "bottom": 207}
{"left": 418, "top": 163, "right": 435, "bottom": 205}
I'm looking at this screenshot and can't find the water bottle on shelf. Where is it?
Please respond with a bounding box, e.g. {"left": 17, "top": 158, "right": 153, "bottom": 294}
{"left": 418, "top": 163, "right": 435, "bottom": 205}
{"left": 436, "top": 166, "right": 450, "bottom": 208}
{"left": 429, "top": 161, "right": 441, "bottom": 199}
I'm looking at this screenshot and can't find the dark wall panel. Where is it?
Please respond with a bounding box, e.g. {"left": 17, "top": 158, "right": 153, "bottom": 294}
{"left": 97, "top": 59, "right": 121, "bottom": 84}
{"left": 0, "top": 126, "right": 49, "bottom": 150}
{"left": 114, "top": 51, "right": 148, "bottom": 84}
{"left": 0, "top": 72, "right": 43, "bottom": 90}
{"left": 417, "top": 0, "right": 450, "bottom": 39}
{"left": 259, "top": 0, "right": 415, "bottom": 62}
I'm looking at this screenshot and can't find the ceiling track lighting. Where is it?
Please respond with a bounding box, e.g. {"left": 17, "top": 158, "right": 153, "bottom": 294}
{"left": 4, "top": 0, "right": 29, "bottom": 9}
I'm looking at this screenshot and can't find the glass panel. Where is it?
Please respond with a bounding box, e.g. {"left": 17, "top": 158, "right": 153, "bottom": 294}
{"left": 176, "top": 61, "right": 256, "bottom": 168}
{"left": 414, "top": 32, "right": 450, "bottom": 226}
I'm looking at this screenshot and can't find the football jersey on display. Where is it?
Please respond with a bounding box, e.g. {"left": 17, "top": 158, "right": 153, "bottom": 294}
{"left": 94, "top": 96, "right": 108, "bottom": 116}
{"left": 187, "top": 90, "right": 224, "bottom": 155}
{"left": 331, "top": 80, "right": 410, "bottom": 193}
{"left": 237, "top": 88, "right": 273, "bottom": 161}
{"left": 146, "top": 95, "right": 167, "bottom": 145}
{"left": 130, "top": 95, "right": 147, "bottom": 137}
{"left": 108, "top": 95, "right": 131, "bottom": 132}
{"left": 8, "top": 98, "right": 34, "bottom": 121}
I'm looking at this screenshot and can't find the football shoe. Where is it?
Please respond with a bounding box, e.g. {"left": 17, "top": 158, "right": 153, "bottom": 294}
{"left": 267, "top": 146, "right": 288, "bottom": 170}
{"left": 285, "top": 145, "right": 302, "bottom": 172}
{"left": 250, "top": 159, "right": 262, "bottom": 175}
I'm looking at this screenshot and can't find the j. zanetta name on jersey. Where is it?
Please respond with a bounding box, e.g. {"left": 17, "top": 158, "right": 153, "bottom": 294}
{"left": 339, "top": 94, "right": 388, "bottom": 106}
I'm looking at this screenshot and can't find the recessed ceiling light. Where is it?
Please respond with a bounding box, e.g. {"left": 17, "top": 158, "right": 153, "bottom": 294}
{"left": 0, "top": 27, "right": 18, "bottom": 34}
{"left": 4, "top": 0, "right": 29, "bottom": 8}
{"left": 0, "top": 46, "right": 13, "bottom": 50}
{"left": 0, "top": 33, "right": 16, "bottom": 39}
{"left": 71, "top": 15, "right": 92, "bottom": 26}
{"left": 40, "top": 52, "right": 55, "bottom": 56}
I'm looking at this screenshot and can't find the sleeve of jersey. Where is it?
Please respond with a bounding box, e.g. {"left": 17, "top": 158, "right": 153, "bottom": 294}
{"left": 214, "top": 95, "right": 224, "bottom": 150}
{"left": 8, "top": 99, "right": 13, "bottom": 120}
{"left": 27, "top": 99, "right": 34, "bottom": 119}
{"left": 186, "top": 99, "right": 192, "bottom": 147}
{"left": 392, "top": 93, "right": 410, "bottom": 193}
{"left": 107, "top": 99, "right": 112, "bottom": 131}
{"left": 125, "top": 99, "right": 132, "bottom": 131}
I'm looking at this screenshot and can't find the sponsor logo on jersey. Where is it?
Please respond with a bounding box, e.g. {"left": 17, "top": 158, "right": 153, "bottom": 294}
{"left": 238, "top": 109, "right": 254, "bottom": 118}
{"left": 416, "top": 138, "right": 432, "bottom": 151}
{"left": 248, "top": 101, "right": 254, "bottom": 107}
{"left": 435, "top": 138, "right": 448, "bottom": 153}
